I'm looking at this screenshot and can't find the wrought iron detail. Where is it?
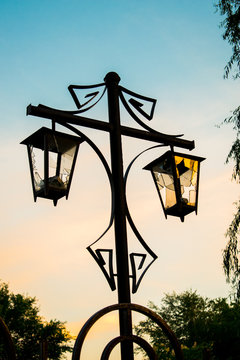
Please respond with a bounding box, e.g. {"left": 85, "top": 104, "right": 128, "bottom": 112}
{"left": 120, "top": 85, "right": 156, "bottom": 121}
{"left": 87, "top": 248, "right": 116, "bottom": 291}
{"left": 124, "top": 146, "right": 167, "bottom": 293}
{"left": 68, "top": 83, "right": 106, "bottom": 113}
{"left": 126, "top": 202, "right": 157, "bottom": 293}
{"left": 26, "top": 100, "right": 186, "bottom": 295}
{"left": 72, "top": 303, "right": 184, "bottom": 360}
{"left": 36, "top": 81, "right": 184, "bottom": 140}
{"left": 130, "top": 253, "right": 147, "bottom": 293}
{"left": 119, "top": 85, "right": 183, "bottom": 137}
{"left": 54, "top": 121, "right": 116, "bottom": 291}
{"left": 101, "top": 335, "right": 158, "bottom": 360}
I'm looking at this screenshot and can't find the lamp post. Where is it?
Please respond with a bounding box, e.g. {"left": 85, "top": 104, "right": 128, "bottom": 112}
{"left": 21, "top": 72, "right": 205, "bottom": 360}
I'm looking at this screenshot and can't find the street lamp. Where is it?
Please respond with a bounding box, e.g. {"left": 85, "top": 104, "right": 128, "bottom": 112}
{"left": 21, "top": 127, "right": 82, "bottom": 206}
{"left": 144, "top": 150, "right": 205, "bottom": 222}
{"left": 21, "top": 72, "right": 205, "bottom": 360}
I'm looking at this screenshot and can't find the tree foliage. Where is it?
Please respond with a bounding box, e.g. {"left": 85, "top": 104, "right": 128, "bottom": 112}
{"left": 0, "top": 281, "right": 72, "bottom": 360}
{"left": 215, "top": 0, "right": 240, "bottom": 298}
{"left": 220, "top": 107, "right": 240, "bottom": 297}
{"left": 135, "top": 290, "right": 240, "bottom": 360}
{"left": 216, "top": 0, "right": 240, "bottom": 79}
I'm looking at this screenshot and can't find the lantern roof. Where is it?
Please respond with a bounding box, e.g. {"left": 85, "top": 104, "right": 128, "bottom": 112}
{"left": 20, "top": 127, "right": 83, "bottom": 153}
{"left": 143, "top": 150, "right": 205, "bottom": 171}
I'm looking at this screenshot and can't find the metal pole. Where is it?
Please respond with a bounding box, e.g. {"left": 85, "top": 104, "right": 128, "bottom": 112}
{"left": 104, "top": 72, "right": 133, "bottom": 360}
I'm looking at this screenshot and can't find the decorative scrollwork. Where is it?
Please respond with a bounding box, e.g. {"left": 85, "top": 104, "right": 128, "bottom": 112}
{"left": 130, "top": 253, "right": 148, "bottom": 294}
{"left": 124, "top": 145, "right": 167, "bottom": 293}
{"left": 72, "top": 303, "right": 183, "bottom": 360}
{"left": 68, "top": 83, "right": 106, "bottom": 113}
{"left": 52, "top": 121, "right": 116, "bottom": 290}
{"left": 119, "top": 85, "right": 183, "bottom": 137}
{"left": 30, "top": 78, "right": 187, "bottom": 295}
{"left": 87, "top": 248, "right": 116, "bottom": 291}
{"left": 101, "top": 335, "right": 158, "bottom": 360}
{"left": 119, "top": 85, "right": 156, "bottom": 121}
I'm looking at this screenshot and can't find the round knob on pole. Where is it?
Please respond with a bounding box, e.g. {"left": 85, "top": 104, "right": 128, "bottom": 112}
{"left": 104, "top": 72, "right": 121, "bottom": 84}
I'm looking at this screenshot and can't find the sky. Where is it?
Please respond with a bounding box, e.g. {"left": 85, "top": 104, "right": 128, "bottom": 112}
{"left": 1, "top": 0, "right": 240, "bottom": 359}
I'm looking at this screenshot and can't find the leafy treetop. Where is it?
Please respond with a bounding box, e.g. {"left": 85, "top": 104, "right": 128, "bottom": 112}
{"left": 135, "top": 290, "right": 240, "bottom": 360}
{"left": 0, "top": 281, "right": 72, "bottom": 360}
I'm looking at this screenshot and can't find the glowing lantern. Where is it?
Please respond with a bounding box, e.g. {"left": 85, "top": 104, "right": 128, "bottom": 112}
{"left": 144, "top": 151, "right": 205, "bottom": 221}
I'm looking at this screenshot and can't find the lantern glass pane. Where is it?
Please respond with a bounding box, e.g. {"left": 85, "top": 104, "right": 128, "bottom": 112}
{"left": 152, "top": 163, "right": 177, "bottom": 209}
{"left": 174, "top": 156, "right": 199, "bottom": 206}
{"left": 30, "top": 146, "right": 44, "bottom": 192}
{"left": 31, "top": 138, "right": 78, "bottom": 197}
{"left": 48, "top": 151, "right": 67, "bottom": 193}
{"left": 59, "top": 145, "right": 77, "bottom": 185}
{"left": 45, "top": 134, "right": 78, "bottom": 195}
{"left": 49, "top": 152, "right": 58, "bottom": 177}
{"left": 165, "top": 187, "right": 177, "bottom": 208}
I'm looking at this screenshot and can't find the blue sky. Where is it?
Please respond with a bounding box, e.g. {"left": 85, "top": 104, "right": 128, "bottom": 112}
{"left": 0, "top": 0, "right": 230, "bottom": 114}
{"left": 1, "top": 1, "right": 240, "bottom": 359}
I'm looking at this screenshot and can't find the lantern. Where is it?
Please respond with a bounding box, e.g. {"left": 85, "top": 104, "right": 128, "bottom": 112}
{"left": 21, "top": 127, "right": 83, "bottom": 205}
{"left": 144, "top": 150, "right": 205, "bottom": 222}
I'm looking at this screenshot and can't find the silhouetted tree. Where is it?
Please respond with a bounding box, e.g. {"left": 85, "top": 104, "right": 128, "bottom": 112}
{"left": 135, "top": 290, "right": 240, "bottom": 359}
{"left": 0, "top": 281, "right": 72, "bottom": 359}
{"left": 215, "top": 0, "right": 240, "bottom": 298}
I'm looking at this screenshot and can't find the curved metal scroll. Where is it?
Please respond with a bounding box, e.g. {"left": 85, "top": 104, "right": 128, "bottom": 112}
{"left": 53, "top": 120, "right": 116, "bottom": 291}
{"left": 124, "top": 145, "right": 165, "bottom": 293}
{"left": 72, "top": 303, "right": 184, "bottom": 360}
{"left": 0, "top": 317, "right": 16, "bottom": 360}
{"left": 101, "top": 335, "right": 158, "bottom": 360}
{"left": 120, "top": 85, "right": 157, "bottom": 121}
{"left": 68, "top": 83, "right": 106, "bottom": 113}
{"left": 36, "top": 83, "right": 106, "bottom": 115}
{"left": 119, "top": 85, "right": 183, "bottom": 137}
